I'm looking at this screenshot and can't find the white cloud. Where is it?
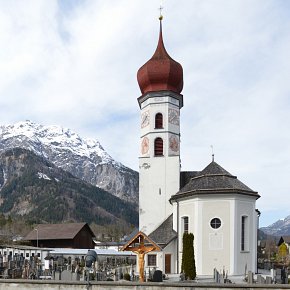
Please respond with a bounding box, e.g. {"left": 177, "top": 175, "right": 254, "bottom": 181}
{"left": 0, "top": 0, "right": 289, "bottom": 226}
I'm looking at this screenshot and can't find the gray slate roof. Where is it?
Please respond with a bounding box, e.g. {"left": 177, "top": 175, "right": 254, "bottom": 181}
{"left": 171, "top": 161, "right": 260, "bottom": 201}
{"left": 180, "top": 171, "right": 199, "bottom": 188}
{"left": 149, "top": 214, "right": 177, "bottom": 248}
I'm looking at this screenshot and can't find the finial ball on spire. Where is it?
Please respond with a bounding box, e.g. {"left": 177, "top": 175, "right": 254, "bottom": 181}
{"left": 158, "top": 4, "right": 163, "bottom": 21}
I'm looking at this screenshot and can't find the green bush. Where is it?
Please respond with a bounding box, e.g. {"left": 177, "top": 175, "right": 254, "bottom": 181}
{"left": 123, "top": 273, "right": 131, "bottom": 281}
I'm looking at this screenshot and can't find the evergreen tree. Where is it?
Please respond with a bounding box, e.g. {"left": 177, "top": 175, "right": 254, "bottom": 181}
{"left": 181, "top": 232, "right": 196, "bottom": 280}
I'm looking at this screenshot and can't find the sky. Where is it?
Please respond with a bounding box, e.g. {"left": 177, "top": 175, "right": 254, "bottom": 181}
{"left": 0, "top": 0, "right": 290, "bottom": 227}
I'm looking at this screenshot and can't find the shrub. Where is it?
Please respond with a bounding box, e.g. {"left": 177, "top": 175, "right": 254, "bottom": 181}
{"left": 181, "top": 232, "right": 196, "bottom": 280}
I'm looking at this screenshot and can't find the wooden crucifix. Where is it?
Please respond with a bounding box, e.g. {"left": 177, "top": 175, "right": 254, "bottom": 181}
{"left": 121, "top": 231, "right": 161, "bottom": 282}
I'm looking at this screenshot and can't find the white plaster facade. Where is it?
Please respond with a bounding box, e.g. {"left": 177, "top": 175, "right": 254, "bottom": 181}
{"left": 171, "top": 193, "right": 258, "bottom": 275}
{"left": 138, "top": 92, "right": 182, "bottom": 235}
{"left": 144, "top": 240, "right": 177, "bottom": 276}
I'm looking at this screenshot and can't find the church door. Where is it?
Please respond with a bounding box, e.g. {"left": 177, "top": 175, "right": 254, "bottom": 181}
{"left": 165, "top": 254, "right": 171, "bottom": 274}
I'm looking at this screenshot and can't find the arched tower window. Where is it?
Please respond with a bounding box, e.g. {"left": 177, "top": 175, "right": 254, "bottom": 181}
{"left": 155, "top": 113, "right": 163, "bottom": 129}
{"left": 154, "top": 138, "right": 163, "bottom": 156}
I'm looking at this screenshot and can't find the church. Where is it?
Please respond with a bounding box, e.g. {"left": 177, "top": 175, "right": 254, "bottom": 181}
{"left": 132, "top": 15, "right": 261, "bottom": 277}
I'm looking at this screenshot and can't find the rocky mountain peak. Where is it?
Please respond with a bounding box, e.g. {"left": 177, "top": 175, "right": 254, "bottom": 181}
{"left": 260, "top": 215, "right": 290, "bottom": 237}
{"left": 0, "top": 120, "right": 116, "bottom": 164}
{"left": 0, "top": 121, "right": 138, "bottom": 205}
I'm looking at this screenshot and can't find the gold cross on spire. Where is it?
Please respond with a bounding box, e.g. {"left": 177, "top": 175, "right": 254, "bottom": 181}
{"left": 159, "top": 1, "right": 163, "bottom": 20}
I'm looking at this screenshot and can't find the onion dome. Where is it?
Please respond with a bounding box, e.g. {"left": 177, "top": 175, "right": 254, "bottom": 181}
{"left": 137, "top": 19, "right": 183, "bottom": 95}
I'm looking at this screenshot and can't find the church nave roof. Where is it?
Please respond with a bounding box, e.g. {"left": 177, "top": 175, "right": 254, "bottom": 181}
{"left": 171, "top": 161, "right": 260, "bottom": 201}
{"left": 148, "top": 214, "right": 177, "bottom": 248}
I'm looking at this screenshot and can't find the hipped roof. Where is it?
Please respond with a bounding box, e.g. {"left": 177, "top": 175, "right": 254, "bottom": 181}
{"left": 171, "top": 161, "right": 260, "bottom": 202}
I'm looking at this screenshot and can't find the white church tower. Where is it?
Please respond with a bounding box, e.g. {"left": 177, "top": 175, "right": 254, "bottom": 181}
{"left": 137, "top": 18, "right": 184, "bottom": 235}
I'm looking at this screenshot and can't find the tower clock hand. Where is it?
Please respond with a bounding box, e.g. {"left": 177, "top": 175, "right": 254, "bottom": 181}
{"left": 141, "top": 112, "right": 149, "bottom": 127}
{"left": 142, "top": 115, "right": 147, "bottom": 125}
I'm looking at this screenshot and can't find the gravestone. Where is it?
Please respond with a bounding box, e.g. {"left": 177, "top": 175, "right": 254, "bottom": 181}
{"left": 276, "top": 268, "right": 281, "bottom": 284}
{"left": 61, "top": 270, "right": 72, "bottom": 281}
{"left": 266, "top": 276, "right": 272, "bottom": 284}
{"left": 257, "top": 274, "right": 262, "bottom": 284}
{"left": 153, "top": 270, "right": 162, "bottom": 282}
{"left": 248, "top": 271, "right": 253, "bottom": 284}
{"left": 72, "top": 272, "right": 80, "bottom": 281}
{"left": 270, "top": 269, "right": 275, "bottom": 280}
{"left": 281, "top": 268, "right": 287, "bottom": 284}
{"left": 54, "top": 271, "right": 61, "bottom": 280}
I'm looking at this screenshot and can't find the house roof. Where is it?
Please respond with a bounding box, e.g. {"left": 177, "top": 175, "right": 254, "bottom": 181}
{"left": 171, "top": 161, "right": 260, "bottom": 202}
{"left": 149, "top": 214, "right": 177, "bottom": 248}
{"left": 278, "top": 236, "right": 290, "bottom": 246}
{"left": 24, "top": 222, "right": 95, "bottom": 241}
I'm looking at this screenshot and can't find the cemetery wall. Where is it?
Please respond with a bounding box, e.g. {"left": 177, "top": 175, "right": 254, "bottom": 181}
{"left": 1, "top": 280, "right": 290, "bottom": 290}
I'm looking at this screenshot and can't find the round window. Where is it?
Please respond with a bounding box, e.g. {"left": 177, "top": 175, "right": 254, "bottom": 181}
{"left": 210, "top": 218, "right": 221, "bottom": 229}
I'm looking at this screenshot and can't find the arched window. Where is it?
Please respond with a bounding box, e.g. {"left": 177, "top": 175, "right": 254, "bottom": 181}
{"left": 154, "top": 138, "right": 163, "bottom": 156}
{"left": 155, "top": 113, "right": 163, "bottom": 129}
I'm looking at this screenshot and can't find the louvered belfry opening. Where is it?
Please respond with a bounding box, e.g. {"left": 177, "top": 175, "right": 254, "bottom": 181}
{"left": 154, "top": 137, "right": 163, "bottom": 156}
{"left": 155, "top": 113, "right": 163, "bottom": 129}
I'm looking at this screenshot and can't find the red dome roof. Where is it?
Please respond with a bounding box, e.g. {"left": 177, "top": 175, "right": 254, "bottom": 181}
{"left": 137, "top": 21, "right": 183, "bottom": 95}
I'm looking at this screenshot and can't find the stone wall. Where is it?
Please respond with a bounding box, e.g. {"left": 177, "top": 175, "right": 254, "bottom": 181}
{"left": 1, "top": 280, "right": 290, "bottom": 290}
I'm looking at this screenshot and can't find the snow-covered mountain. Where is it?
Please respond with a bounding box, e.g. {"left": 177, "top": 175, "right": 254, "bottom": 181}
{"left": 0, "top": 121, "right": 138, "bottom": 205}
{"left": 260, "top": 215, "right": 290, "bottom": 236}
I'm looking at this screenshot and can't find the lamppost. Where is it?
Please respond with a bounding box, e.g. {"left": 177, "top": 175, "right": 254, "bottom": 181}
{"left": 34, "top": 228, "right": 38, "bottom": 248}
{"left": 34, "top": 228, "right": 39, "bottom": 279}
{"left": 256, "top": 209, "right": 261, "bottom": 274}
{"left": 85, "top": 250, "right": 98, "bottom": 287}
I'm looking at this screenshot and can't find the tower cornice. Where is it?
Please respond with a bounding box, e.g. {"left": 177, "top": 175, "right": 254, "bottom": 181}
{"left": 137, "top": 90, "right": 183, "bottom": 109}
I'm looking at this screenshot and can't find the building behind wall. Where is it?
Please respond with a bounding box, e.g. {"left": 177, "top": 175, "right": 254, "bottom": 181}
{"left": 24, "top": 223, "right": 95, "bottom": 249}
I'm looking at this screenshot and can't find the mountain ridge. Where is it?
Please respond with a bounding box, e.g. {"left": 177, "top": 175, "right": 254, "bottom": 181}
{"left": 0, "top": 147, "right": 138, "bottom": 226}
{"left": 0, "top": 120, "right": 138, "bottom": 206}
{"left": 260, "top": 215, "right": 290, "bottom": 237}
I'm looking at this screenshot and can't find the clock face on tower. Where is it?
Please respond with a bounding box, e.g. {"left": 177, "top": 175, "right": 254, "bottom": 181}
{"left": 168, "top": 108, "right": 179, "bottom": 125}
{"left": 141, "top": 111, "right": 150, "bottom": 128}
{"left": 141, "top": 137, "right": 149, "bottom": 155}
